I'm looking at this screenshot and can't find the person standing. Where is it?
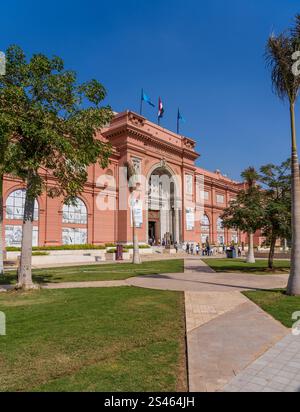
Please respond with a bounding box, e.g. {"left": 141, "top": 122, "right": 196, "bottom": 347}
{"left": 206, "top": 244, "right": 211, "bottom": 256}
{"left": 186, "top": 243, "right": 190, "bottom": 254}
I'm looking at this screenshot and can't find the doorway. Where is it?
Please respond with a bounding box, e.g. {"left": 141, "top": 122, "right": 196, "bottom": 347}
{"left": 148, "top": 221, "right": 156, "bottom": 243}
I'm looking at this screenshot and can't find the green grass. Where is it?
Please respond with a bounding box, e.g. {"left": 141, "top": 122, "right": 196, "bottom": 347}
{"left": 0, "top": 259, "right": 184, "bottom": 285}
{"left": 202, "top": 258, "right": 290, "bottom": 275}
{"left": 0, "top": 287, "right": 186, "bottom": 392}
{"left": 244, "top": 289, "right": 300, "bottom": 328}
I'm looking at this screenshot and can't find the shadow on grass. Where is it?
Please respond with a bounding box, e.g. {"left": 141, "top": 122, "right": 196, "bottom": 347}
{"left": 0, "top": 274, "right": 17, "bottom": 285}
{"left": 214, "top": 266, "right": 289, "bottom": 274}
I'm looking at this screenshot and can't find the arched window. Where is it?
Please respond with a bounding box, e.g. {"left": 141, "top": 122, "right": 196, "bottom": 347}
{"left": 201, "top": 214, "right": 210, "bottom": 244}
{"left": 62, "top": 198, "right": 87, "bottom": 224}
{"left": 217, "top": 217, "right": 225, "bottom": 245}
{"left": 6, "top": 189, "right": 39, "bottom": 221}
{"left": 5, "top": 189, "right": 39, "bottom": 247}
{"left": 62, "top": 197, "right": 88, "bottom": 245}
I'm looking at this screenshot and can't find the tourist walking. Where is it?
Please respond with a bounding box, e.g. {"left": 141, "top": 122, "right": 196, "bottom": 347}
{"left": 186, "top": 243, "right": 190, "bottom": 254}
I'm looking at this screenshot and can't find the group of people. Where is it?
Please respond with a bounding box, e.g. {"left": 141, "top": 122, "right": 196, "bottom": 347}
{"left": 149, "top": 237, "right": 242, "bottom": 258}
{"left": 185, "top": 242, "right": 205, "bottom": 255}
{"left": 184, "top": 242, "right": 242, "bottom": 257}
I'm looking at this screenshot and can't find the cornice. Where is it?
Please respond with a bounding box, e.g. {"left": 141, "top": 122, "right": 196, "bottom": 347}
{"left": 103, "top": 116, "right": 200, "bottom": 162}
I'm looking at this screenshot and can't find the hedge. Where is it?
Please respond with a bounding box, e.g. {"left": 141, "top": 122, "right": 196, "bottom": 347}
{"left": 6, "top": 244, "right": 151, "bottom": 252}
{"left": 6, "top": 244, "right": 107, "bottom": 252}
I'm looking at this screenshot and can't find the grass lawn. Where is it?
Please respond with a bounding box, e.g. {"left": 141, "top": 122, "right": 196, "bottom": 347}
{"left": 244, "top": 289, "right": 300, "bottom": 328}
{"left": 0, "top": 259, "right": 184, "bottom": 285}
{"left": 0, "top": 287, "right": 187, "bottom": 392}
{"left": 202, "top": 258, "right": 290, "bottom": 275}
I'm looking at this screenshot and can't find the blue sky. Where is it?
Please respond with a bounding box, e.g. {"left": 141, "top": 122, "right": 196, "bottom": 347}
{"left": 2, "top": 0, "right": 300, "bottom": 180}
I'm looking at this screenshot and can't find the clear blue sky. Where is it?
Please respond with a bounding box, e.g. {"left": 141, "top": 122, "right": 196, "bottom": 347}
{"left": 2, "top": 0, "right": 300, "bottom": 180}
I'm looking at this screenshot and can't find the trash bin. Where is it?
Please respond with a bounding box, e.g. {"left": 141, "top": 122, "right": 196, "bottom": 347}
{"left": 226, "top": 249, "right": 237, "bottom": 259}
{"left": 116, "top": 244, "right": 123, "bottom": 261}
{"left": 226, "top": 250, "right": 233, "bottom": 259}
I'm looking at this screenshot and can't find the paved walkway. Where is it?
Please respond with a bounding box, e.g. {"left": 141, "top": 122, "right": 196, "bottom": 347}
{"left": 127, "top": 258, "right": 288, "bottom": 292}
{"left": 42, "top": 280, "right": 127, "bottom": 289}
{"left": 2, "top": 257, "right": 299, "bottom": 392}
{"left": 224, "top": 333, "right": 300, "bottom": 392}
{"left": 127, "top": 258, "right": 299, "bottom": 392}
{"left": 185, "top": 290, "right": 288, "bottom": 391}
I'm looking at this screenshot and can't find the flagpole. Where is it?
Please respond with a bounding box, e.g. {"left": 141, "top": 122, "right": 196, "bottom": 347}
{"left": 140, "top": 89, "right": 143, "bottom": 115}
{"left": 177, "top": 109, "right": 180, "bottom": 134}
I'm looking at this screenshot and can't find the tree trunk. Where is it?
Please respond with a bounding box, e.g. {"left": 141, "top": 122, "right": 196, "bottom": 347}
{"left": 268, "top": 234, "right": 277, "bottom": 270}
{"left": 132, "top": 205, "right": 141, "bottom": 265}
{"left": 287, "top": 102, "right": 300, "bottom": 295}
{"left": 0, "top": 174, "right": 4, "bottom": 276}
{"left": 246, "top": 232, "right": 255, "bottom": 263}
{"left": 17, "top": 176, "right": 36, "bottom": 289}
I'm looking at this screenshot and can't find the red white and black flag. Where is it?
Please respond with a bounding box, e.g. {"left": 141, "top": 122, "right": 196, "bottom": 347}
{"left": 158, "top": 97, "right": 164, "bottom": 122}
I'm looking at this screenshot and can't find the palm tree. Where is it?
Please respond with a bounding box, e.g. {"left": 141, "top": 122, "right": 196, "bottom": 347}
{"left": 0, "top": 175, "right": 4, "bottom": 275}
{"left": 266, "top": 15, "right": 300, "bottom": 295}
{"left": 124, "top": 161, "right": 141, "bottom": 265}
{"left": 241, "top": 167, "right": 260, "bottom": 264}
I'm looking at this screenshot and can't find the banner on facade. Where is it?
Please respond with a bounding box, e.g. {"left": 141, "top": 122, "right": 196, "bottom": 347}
{"left": 186, "top": 208, "right": 195, "bottom": 231}
{"left": 131, "top": 199, "right": 143, "bottom": 228}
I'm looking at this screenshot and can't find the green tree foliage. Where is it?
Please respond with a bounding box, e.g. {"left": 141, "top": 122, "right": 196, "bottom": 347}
{"left": 266, "top": 14, "right": 300, "bottom": 295}
{"left": 259, "top": 160, "right": 291, "bottom": 269}
{"left": 221, "top": 167, "right": 264, "bottom": 263}
{"left": 0, "top": 45, "right": 113, "bottom": 288}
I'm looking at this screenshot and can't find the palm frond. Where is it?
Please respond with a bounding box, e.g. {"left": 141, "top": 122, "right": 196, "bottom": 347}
{"left": 241, "top": 167, "right": 259, "bottom": 187}
{"left": 291, "top": 14, "right": 300, "bottom": 47}
{"left": 266, "top": 18, "right": 300, "bottom": 104}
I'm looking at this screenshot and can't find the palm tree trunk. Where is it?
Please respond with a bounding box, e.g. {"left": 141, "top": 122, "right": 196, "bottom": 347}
{"left": 268, "top": 233, "right": 277, "bottom": 270}
{"left": 287, "top": 102, "right": 300, "bottom": 295}
{"left": 0, "top": 174, "right": 4, "bottom": 276}
{"left": 132, "top": 205, "right": 141, "bottom": 265}
{"left": 246, "top": 231, "right": 255, "bottom": 263}
{"left": 18, "top": 175, "right": 36, "bottom": 289}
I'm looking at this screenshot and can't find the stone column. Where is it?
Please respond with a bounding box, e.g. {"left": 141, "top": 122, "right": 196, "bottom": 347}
{"left": 174, "top": 208, "right": 180, "bottom": 243}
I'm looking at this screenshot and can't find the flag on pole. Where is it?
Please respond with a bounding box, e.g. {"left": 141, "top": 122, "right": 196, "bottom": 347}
{"left": 140, "top": 89, "right": 155, "bottom": 115}
{"left": 158, "top": 97, "right": 164, "bottom": 120}
{"left": 177, "top": 108, "right": 186, "bottom": 134}
{"left": 141, "top": 89, "right": 155, "bottom": 107}
{"left": 177, "top": 109, "right": 186, "bottom": 123}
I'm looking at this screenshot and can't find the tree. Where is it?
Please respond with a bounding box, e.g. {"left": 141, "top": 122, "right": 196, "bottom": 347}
{"left": 124, "top": 161, "right": 141, "bottom": 265}
{"left": 259, "top": 160, "right": 291, "bottom": 269}
{"left": 266, "top": 15, "right": 300, "bottom": 295}
{"left": 0, "top": 45, "right": 113, "bottom": 289}
{"left": 0, "top": 69, "right": 24, "bottom": 275}
{"left": 221, "top": 167, "right": 264, "bottom": 263}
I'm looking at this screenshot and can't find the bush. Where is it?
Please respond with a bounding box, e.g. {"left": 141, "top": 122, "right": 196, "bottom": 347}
{"left": 125, "top": 245, "right": 151, "bottom": 249}
{"left": 6, "top": 244, "right": 106, "bottom": 252}
{"left": 105, "top": 243, "right": 116, "bottom": 248}
{"left": 32, "top": 252, "right": 50, "bottom": 256}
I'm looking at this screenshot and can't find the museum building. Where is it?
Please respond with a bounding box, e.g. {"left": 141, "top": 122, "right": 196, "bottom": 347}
{"left": 3, "top": 111, "right": 247, "bottom": 248}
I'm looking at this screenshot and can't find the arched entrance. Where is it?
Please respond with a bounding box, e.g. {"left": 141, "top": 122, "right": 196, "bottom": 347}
{"left": 147, "top": 164, "right": 181, "bottom": 245}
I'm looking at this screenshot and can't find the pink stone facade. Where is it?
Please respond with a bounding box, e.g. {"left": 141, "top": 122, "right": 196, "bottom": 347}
{"left": 3, "top": 111, "right": 248, "bottom": 248}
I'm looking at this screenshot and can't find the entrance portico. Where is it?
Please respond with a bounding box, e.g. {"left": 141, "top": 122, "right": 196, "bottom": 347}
{"left": 147, "top": 163, "right": 181, "bottom": 245}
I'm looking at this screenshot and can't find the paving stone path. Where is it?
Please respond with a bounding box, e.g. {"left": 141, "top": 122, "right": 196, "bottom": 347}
{"left": 223, "top": 333, "right": 300, "bottom": 392}
{"left": 127, "top": 258, "right": 299, "bottom": 392}
{"left": 1, "top": 257, "right": 299, "bottom": 392}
